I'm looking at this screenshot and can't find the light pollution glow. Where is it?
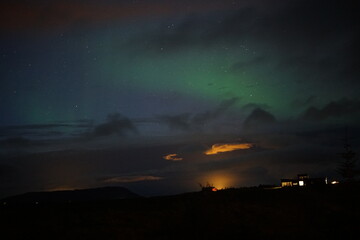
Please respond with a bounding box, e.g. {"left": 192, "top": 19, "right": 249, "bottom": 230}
{"left": 199, "top": 171, "right": 237, "bottom": 189}
{"left": 205, "top": 143, "right": 252, "bottom": 155}
{"left": 163, "top": 153, "right": 183, "bottom": 161}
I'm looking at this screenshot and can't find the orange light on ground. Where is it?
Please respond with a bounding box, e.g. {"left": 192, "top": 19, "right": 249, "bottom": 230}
{"left": 163, "top": 153, "right": 183, "bottom": 161}
{"left": 200, "top": 172, "right": 237, "bottom": 190}
{"left": 205, "top": 143, "right": 252, "bottom": 155}
{"left": 212, "top": 187, "right": 218, "bottom": 192}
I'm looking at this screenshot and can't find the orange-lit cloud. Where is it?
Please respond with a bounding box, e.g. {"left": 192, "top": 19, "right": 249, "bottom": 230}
{"left": 205, "top": 143, "right": 252, "bottom": 155}
{"left": 163, "top": 153, "right": 183, "bottom": 161}
{"left": 101, "top": 175, "right": 163, "bottom": 183}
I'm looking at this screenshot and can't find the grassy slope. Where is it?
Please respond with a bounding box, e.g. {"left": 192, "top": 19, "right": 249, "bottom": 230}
{"left": 1, "top": 185, "right": 359, "bottom": 240}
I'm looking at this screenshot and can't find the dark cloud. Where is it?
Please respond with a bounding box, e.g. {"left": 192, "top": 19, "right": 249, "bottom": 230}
{"left": 277, "top": 55, "right": 339, "bottom": 72}
{"left": 0, "top": 114, "right": 138, "bottom": 158}
{"left": 1, "top": 0, "right": 359, "bottom": 199}
{"left": 302, "top": 98, "right": 360, "bottom": 121}
{"left": 93, "top": 113, "right": 137, "bottom": 137}
{"left": 143, "top": 0, "right": 358, "bottom": 47}
{"left": 241, "top": 103, "right": 270, "bottom": 112}
{"left": 192, "top": 97, "right": 239, "bottom": 126}
{"left": 341, "top": 30, "right": 360, "bottom": 80}
{"left": 291, "top": 96, "right": 317, "bottom": 108}
{"left": 0, "top": 114, "right": 137, "bottom": 144}
{"left": 255, "top": 0, "right": 357, "bottom": 44}
{"left": 158, "top": 113, "right": 191, "bottom": 131}
{"left": 0, "top": 141, "right": 189, "bottom": 198}
{"left": 0, "top": 137, "right": 31, "bottom": 147}
{"left": 160, "top": 98, "right": 239, "bottom": 131}
{"left": 0, "top": 124, "right": 64, "bottom": 137}
{"left": 243, "top": 108, "right": 277, "bottom": 131}
{"left": 195, "top": 140, "right": 341, "bottom": 185}
{"left": 137, "top": 0, "right": 359, "bottom": 85}
{"left": 0, "top": 123, "right": 356, "bottom": 198}
{"left": 137, "top": 8, "right": 252, "bottom": 51}
{"left": 5, "top": 123, "right": 73, "bottom": 130}
{"left": 31, "top": 131, "right": 64, "bottom": 137}
{"left": 0, "top": 121, "right": 93, "bottom": 140}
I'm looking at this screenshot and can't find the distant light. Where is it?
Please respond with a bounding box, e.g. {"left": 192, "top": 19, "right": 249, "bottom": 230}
{"left": 299, "top": 180, "right": 304, "bottom": 186}
{"left": 281, "top": 181, "right": 292, "bottom": 187}
{"left": 35, "top": 201, "right": 39, "bottom": 205}
{"left": 325, "top": 177, "right": 328, "bottom": 184}
{"left": 212, "top": 188, "right": 218, "bottom": 192}
{"left": 3, "top": 202, "right": 6, "bottom": 205}
{"left": 331, "top": 181, "right": 339, "bottom": 185}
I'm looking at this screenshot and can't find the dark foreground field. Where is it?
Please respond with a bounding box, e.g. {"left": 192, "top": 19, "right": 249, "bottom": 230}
{"left": 1, "top": 185, "right": 359, "bottom": 240}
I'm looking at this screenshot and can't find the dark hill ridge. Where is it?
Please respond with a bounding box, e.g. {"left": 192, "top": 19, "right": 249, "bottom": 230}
{"left": 2, "top": 186, "right": 140, "bottom": 203}
{"left": 1, "top": 185, "right": 359, "bottom": 240}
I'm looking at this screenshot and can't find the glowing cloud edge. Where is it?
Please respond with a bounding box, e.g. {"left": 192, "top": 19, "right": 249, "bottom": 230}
{"left": 163, "top": 153, "right": 183, "bottom": 161}
{"left": 205, "top": 143, "right": 252, "bottom": 155}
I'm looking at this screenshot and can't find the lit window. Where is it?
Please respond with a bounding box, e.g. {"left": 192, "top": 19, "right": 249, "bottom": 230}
{"left": 281, "top": 182, "right": 292, "bottom": 187}
{"left": 299, "top": 180, "right": 304, "bottom": 186}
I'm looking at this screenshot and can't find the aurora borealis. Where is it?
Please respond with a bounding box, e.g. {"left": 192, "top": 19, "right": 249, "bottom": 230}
{"left": 1, "top": 0, "right": 360, "bottom": 198}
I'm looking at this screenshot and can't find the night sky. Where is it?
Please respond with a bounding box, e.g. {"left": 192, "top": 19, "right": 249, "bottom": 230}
{"left": 1, "top": 0, "right": 359, "bottom": 198}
